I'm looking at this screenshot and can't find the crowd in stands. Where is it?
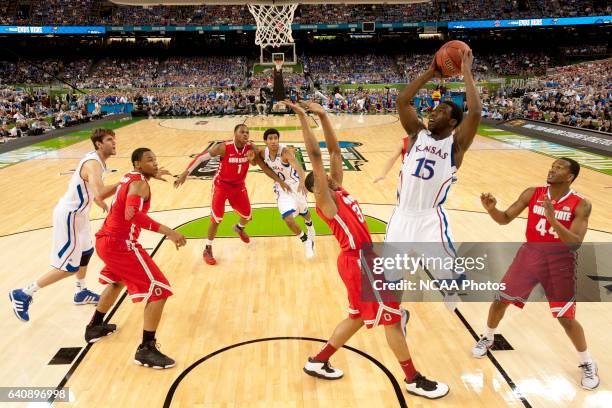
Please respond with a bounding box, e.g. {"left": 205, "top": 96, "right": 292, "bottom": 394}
{"left": 0, "top": 87, "right": 103, "bottom": 143}
{"left": 482, "top": 59, "right": 611, "bottom": 133}
{"left": 159, "top": 57, "right": 247, "bottom": 88}
{"left": 0, "top": 52, "right": 565, "bottom": 91}
{"left": 85, "top": 88, "right": 261, "bottom": 116}
{"left": 1, "top": 52, "right": 609, "bottom": 138}
{"left": 0, "top": 0, "right": 609, "bottom": 26}
{"left": 303, "top": 54, "right": 405, "bottom": 85}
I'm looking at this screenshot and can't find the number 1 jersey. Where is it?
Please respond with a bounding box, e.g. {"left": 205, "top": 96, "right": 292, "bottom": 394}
{"left": 214, "top": 141, "right": 252, "bottom": 187}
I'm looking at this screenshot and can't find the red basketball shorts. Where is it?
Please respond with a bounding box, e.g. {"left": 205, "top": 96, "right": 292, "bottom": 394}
{"left": 338, "top": 251, "right": 401, "bottom": 328}
{"left": 96, "top": 235, "right": 172, "bottom": 303}
{"left": 210, "top": 181, "right": 251, "bottom": 223}
{"left": 497, "top": 243, "right": 577, "bottom": 318}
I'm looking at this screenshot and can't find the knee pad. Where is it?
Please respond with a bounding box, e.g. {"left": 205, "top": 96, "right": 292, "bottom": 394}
{"left": 80, "top": 247, "right": 94, "bottom": 267}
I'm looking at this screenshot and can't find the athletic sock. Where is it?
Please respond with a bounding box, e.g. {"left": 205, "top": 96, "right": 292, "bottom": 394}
{"left": 238, "top": 222, "right": 248, "bottom": 229}
{"left": 89, "top": 310, "right": 105, "bottom": 327}
{"left": 23, "top": 282, "right": 40, "bottom": 297}
{"left": 484, "top": 326, "right": 496, "bottom": 341}
{"left": 298, "top": 231, "right": 308, "bottom": 242}
{"left": 142, "top": 330, "right": 156, "bottom": 346}
{"left": 400, "top": 359, "right": 417, "bottom": 382}
{"left": 313, "top": 342, "right": 337, "bottom": 362}
{"left": 76, "top": 279, "right": 87, "bottom": 292}
{"left": 205, "top": 239, "right": 213, "bottom": 247}
{"left": 578, "top": 350, "right": 593, "bottom": 364}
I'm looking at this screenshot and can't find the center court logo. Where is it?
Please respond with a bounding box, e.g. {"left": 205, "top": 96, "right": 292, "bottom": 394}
{"left": 188, "top": 141, "right": 367, "bottom": 179}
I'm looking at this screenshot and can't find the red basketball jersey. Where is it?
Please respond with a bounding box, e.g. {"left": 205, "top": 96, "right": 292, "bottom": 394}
{"left": 317, "top": 187, "right": 372, "bottom": 253}
{"left": 213, "top": 141, "right": 252, "bottom": 187}
{"left": 525, "top": 186, "right": 583, "bottom": 243}
{"left": 96, "top": 171, "right": 151, "bottom": 242}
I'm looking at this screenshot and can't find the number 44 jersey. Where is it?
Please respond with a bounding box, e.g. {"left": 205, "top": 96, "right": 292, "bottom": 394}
{"left": 526, "top": 186, "right": 583, "bottom": 243}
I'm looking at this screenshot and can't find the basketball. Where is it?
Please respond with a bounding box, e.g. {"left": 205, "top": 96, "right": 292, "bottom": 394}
{"left": 435, "top": 40, "right": 471, "bottom": 77}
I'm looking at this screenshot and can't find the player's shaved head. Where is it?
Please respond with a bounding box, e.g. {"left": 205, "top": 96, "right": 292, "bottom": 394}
{"left": 234, "top": 124, "right": 248, "bottom": 133}
{"left": 131, "top": 147, "right": 152, "bottom": 166}
{"left": 559, "top": 157, "right": 580, "bottom": 182}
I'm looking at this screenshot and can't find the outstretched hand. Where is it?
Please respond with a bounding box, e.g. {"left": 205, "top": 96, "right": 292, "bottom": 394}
{"left": 152, "top": 167, "right": 172, "bottom": 182}
{"left": 174, "top": 171, "right": 188, "bottom": 189}
{"left": 480, "top": 192, "right": 497, "bottom": 212}
{"left": 302, "top": 101, "right": 326, "bottom": 115}
{"left": 281, "top": 99, "right": 306, "bottom": 115}
{"left": 428, "top": 57, "right": 443, "bottom": 79}
{"left": 459, "top": 49, "right": 474, "bottom": 74}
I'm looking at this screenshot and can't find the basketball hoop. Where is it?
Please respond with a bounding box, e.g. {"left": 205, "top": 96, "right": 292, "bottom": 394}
{"left": 247, "top": 3, "right": 298, "bottom": 48}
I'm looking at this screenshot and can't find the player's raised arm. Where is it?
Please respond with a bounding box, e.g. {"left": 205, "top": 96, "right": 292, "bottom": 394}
{"left": 283, "top": 100, "right": 337, "bottom": 218}
{"left": 544, "top": 197, "right": 591, "bottom": 244}
{"left": 174, "top": 142, "right": 225, "bottom": 188}
{"left": 453, "top": 49, "right": 482, "bottom": 155}
{"left": 481, "top": 188, "right": 534, "bottom": 225}
{"left": 373, "top": 140, "right": 404, "bottom": 183}
{"left": 81, "top": 160, "right": 118, "bottom": 212}
{"left": 283, "top": 147, "right": 307, "bottom": 194}
{"left": 303, "top": 101, "right": 343, "bottom": 186}
{"left": 249, "top": 146, "right": 291, "bottom": 192}
{"left": 397, "top": 58, "right": 439, "bottom": 138}
{"left": 126, "top": 180, "right": 186, "bottom": 249}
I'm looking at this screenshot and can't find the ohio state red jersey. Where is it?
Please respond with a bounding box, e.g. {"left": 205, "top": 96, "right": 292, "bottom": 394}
{"left": 213, "top": 141, "right": 252, "bottom": 187}
{"left": 525, "top": 186, "right": 583, "bottom": 243}
{"left": 96, "top": 172, "right": 151, "bottom": 242}
{"left": 317, "top": 187, "right": 372, "bottom": 253}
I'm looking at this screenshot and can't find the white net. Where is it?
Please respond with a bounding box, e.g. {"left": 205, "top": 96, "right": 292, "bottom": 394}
{"left": 247, "top": 3, "right": 298, "bottom": 48}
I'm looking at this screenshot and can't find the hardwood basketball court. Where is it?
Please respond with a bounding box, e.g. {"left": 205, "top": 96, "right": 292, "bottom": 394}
{"left": 1, "top": 115, "right": 610, "bottom": 407}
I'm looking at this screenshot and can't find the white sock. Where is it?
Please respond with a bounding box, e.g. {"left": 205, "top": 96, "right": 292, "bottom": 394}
{"left": 76, "top": 279, "right": 87, "bottom": 291}
{"left": 206, "top": 239, "right": 213, "bottom": 247}
{"left": 23, "top": 282, "right": 40, "bottom": 297}
{"left": 484, "top": 326, "right": 496, "bottom": 341}
{"left": 297, "top": 231, "right": 307, "bottom": 242}
{"left": 239, "top": 221, "right": 248, "bottom": 229}
{"left": 578, "top": 350, "right": 592, "bottom": 364}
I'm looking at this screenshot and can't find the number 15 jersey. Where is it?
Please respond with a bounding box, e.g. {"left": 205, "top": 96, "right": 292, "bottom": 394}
{"left": 396, "top": 129, "right": 457, "bottom": 212}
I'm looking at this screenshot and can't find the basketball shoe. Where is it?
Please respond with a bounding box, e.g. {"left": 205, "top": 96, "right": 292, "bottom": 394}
{"left": 74, "top": 289, "right": 100, "bottom": 305}
{"left": 304, "top": 238, "right": 314, "bottom": 259}
{"left": 405, "top": 373, "right": 450, "bottom": 399}
{"left": 85, "top": 323, "right": 117, "bottom": 343}
{"left": 233, "top": 224, "right": 250, "bottom": 243}
{"left": 303, "top": 357, "right": 344, "bottom": 380}
{"left": 9, "top": 289, "right": 32, "bottom": 322}
{"left": 134, "top": 340, "right": 175, "bottom": 369}
{"left": 203, "top": 245, "right": 216, "bottom": 265}
{"left": 579, "top": 361, "right": 600, "bottom": 390}
{"left": 471, "top": 336, "right": 494, "bottom": 358}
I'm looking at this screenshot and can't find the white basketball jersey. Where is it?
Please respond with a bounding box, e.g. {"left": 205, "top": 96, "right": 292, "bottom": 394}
{"left": 58, "top": 151, "right": 107, "bottom": 213}
{"left": 396, "top": 129, "right": 457, "bottom": 211}
{"left": 264, "top": 145, "right": 300, "bottom": 191}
